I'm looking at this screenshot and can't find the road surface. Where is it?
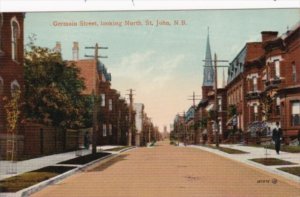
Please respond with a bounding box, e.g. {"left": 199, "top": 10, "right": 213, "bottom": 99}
{"left": 32, "top": 141, "right": 300, "bottom": 197}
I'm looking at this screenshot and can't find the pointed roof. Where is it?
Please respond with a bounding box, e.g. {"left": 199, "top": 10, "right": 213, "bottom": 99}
{"left": 203, "top": 28, "right": 214, "bottom": 87}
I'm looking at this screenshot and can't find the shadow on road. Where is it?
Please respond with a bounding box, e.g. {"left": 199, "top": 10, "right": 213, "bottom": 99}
{"left": 88, "top": 154, "right": 128, "bottom": 172}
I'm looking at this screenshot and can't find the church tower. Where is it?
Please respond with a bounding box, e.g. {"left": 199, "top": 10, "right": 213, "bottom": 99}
{"left": 202, "top": 29, "right": 214, "bottom": 99}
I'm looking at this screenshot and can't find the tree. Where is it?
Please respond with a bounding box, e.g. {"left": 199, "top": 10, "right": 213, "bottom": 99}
{"left": 3, "top": 90, "right": 21, "bottom": 161}
{"left": 261, "top": 94, "right": 273, "bottom": 121}
{"left": 24, "top": 45, "right": 92, "bottom": 129}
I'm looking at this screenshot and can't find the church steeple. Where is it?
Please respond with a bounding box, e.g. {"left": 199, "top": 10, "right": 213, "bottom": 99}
{"left": 203, "top": 28, "right": 214, "bottom": 87}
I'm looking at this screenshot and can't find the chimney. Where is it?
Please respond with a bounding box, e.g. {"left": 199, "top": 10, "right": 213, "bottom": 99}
{"left": 261, "top": 31, "right": 278, "bottom": 42}
{"left": 54, "top": 41, "right": 61, "bottom": 53}
{"left": 72, "top": 42, "right": 79, "bottom": 61}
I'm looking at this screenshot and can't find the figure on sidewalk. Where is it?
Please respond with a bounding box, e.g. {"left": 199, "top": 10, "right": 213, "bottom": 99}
{"left": 84, "top": 131, "right": 91, "bottom": 149}
{"left": 272, "top": 122, "right": 283, "bottom": 154}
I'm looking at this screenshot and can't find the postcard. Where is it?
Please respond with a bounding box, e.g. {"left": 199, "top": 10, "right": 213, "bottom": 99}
{"left": 0, "top": 2, "right": 300, "bottom": 197}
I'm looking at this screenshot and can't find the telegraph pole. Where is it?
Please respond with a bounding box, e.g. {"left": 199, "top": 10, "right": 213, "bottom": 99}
{"left": 188, "top": 91, "right": 201, "bottom": 144}
{"left": 126, "top": 89, "right": 135, "bottom": 146}
{"left": 85, "top": 43, "right": 108, "bottom": 154}
{"left": 203, "top": 53, "right": 228, "bottom": 148}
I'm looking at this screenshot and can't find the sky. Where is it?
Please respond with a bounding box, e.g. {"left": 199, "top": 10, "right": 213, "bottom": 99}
{"left": 24, "top": 9, "right": 299, "bottom": 131}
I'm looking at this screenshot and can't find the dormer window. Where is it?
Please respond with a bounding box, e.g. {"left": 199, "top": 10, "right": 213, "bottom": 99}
{"left": 11, "top": 17, "right": 20, "bottom": 61}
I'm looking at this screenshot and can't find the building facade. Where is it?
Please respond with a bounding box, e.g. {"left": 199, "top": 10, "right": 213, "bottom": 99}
{"left": 0, "top": 13, "right": 25, "bottom": 157}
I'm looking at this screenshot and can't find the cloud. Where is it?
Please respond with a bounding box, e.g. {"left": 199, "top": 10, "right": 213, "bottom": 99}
{"left": 110, "top": 50, "right": 186, "bottom": 90}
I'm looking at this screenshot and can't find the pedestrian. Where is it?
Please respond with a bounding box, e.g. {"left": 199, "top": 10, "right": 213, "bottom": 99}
{"left": 272, "top": 122, "right": 283, "bottom": 154}
{"left": 84, "top": 132, "right": 90, "bottom": 149}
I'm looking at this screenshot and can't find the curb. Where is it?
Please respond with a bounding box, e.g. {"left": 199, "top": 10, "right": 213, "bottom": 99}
{"left": 0, "top": 153, "right": 115, "bottom": 197}
{"left": 119, "top": 146, "right": 136, "bottom": 153}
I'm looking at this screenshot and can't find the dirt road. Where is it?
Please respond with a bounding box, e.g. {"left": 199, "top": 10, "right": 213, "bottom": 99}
{"left": 32, "top": 141, "right": 300, "bottom": 197}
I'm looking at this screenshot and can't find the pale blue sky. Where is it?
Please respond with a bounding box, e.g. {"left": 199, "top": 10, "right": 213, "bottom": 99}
{"left": 25, "top": 9, "right": 299, "bottom": 131}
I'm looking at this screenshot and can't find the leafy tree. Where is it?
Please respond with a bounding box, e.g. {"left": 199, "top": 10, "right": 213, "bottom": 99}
{"left": 24, "top": 45, "right": 92, "bottom": 129}
{"left": 3, "top": 90, "right": 21, "bottom": 161}
{"left": 261, "top": 95, "right": 273, "bottom": 121}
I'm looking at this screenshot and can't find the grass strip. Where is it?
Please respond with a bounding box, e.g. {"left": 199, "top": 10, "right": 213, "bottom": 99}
{"left": 246, "top": 144, "right": 300, "bottom": 153}
{"left": 198, "top": 144, "right": 248, "bottom": 154}
{"left": 218, "top": 147, "right": 248, "bottom": 154}
{"left": 0, "top": 166, "right": 75, "bottom": 193}
{"left": 278, "top": 166, "right": 300, "bottom": 177}
{"left": 104, "top": 146, "right": 131, "bottom": 152}
{"left": 250, "top": 158, "right": 296, "bottom": 166}
{"left": 59, "top": 152, "right": 111, "bottom": 165}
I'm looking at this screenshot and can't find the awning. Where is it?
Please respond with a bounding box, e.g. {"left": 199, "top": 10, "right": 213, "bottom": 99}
{"left": 205, "top": 104, "right": 214, "bottom": 112}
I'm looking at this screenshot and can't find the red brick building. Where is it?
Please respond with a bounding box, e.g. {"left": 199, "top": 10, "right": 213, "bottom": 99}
{"left": 226, "top": 41, "right": 265, "bottom": 141}
{"left": 226, "top": 23, "right": 300, "bottom": 144}
{"left": 262, "top": 23, "right": 300, "bottom": 142}
{"left": 0, "top": 13, "right": 25, "bottom": 157}
{"left": 69, "top": 42, "right": 131, "bottom": 146}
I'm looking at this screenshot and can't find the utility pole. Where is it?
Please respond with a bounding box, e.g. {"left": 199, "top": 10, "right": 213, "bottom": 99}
{"left": 85, "top": 43, "right": 108, "bottom": 154}
{"left": 126, "top": 89, "right": 135, "bottom": 146}
{"left": 148, "top": 117, "right": 152, "bottom": 143}
{"left": 188, "top": 91, "right": 201, "bottom": 144}
{"left": 203, "top": 53, "right": 228, "bottom": 148}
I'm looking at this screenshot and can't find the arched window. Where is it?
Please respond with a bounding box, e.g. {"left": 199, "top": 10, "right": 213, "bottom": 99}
{"left": 10, "top": 80, "right": 20, "bottom": 96}
{"left": 11, "top": 17, "right": 20, "bottom": 61}
{"left": 0, "top": 76, "right": 4, "bottom": 95}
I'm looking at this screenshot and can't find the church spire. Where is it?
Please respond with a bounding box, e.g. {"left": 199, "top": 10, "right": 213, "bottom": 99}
{"left": 203, "top": 27, "right": 214, "bottom": 87}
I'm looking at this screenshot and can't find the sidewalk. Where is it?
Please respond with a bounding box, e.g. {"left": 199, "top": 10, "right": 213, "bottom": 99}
{"left": 0, "top": 145, "right": 122, "bottom": 181}
{"left": 190, "top": 144, "right": 300, "bottom": 183}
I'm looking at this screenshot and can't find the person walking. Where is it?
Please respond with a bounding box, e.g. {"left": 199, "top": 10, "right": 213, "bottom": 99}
{"left": 272, "top": 122, "right": 283, "bottom": 154}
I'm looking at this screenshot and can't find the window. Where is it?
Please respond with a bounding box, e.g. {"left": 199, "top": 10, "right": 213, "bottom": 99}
{"left": 109, "top": 124, "right": 112, "bottom": 135}
{"left": 103, "top": 124, "right": 107, "bottom": 136}
{"left": 275, "top": 97, "right": 280, "bottom": 115}
{"left": 292, "top": 62, "right": 297, "bottom": 82}
{"left": 253, "top": 104, "right": 258, "bottom": 121}
{"left": 274, "top": 60, "right": 280, "bottom": 78}
{"left": 218, "top": 97, "right": 222, "bottom": 112}
{"left": 101, "top": 94, "right": 105, "bottom": 107}
{"left": 253, "top": 77, "right": 257, "bottom": 91}
{"left": 218, "top": 119, "right": 222, "bottom": 134}
{"left": 10, "top": 80, "right": 20, "bottom": 96}
{"left": 11, "top": 18, "right": 20, "bottom": 61}
{"left": 109, "top": 99, "right": 112, "bottom": 111}
{"left": 291, "top": 101, "right": 300, "bottom": 126}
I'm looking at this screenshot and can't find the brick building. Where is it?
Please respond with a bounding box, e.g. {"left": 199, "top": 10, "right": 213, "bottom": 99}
{"left": 262, "top": 23, "right": 300, "bottom": 142}
{"left": 0, "top": 13, "right": 25, "bottom": 157}
{"left": 226, "top": 23, "right": 300, "bottom": 144}
{"left": 69, "top": 42, "right": 131, "bottom": 146}
{"left": 226, "top": 41, "right": 265, "bottom": 141}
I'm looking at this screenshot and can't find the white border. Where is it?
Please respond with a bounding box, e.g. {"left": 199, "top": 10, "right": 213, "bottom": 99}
{"left": 0, "top": 0, "right": 299, "bottom": 12}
